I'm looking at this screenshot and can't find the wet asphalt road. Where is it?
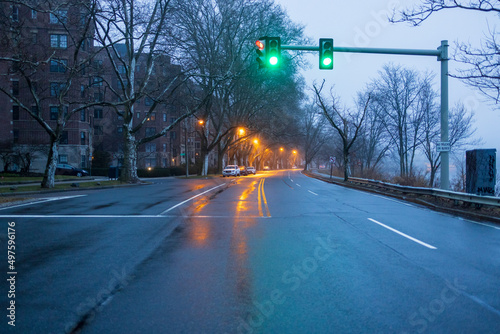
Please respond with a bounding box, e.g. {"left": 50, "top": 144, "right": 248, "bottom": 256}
{"left": 1, "top": 170, "right": 499, "bottom": 333}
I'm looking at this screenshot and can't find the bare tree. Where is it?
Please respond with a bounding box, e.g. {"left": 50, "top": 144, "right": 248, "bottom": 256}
{"left": 392, "top": 0, "right": 500, "bottom": 104}
{"left": 91, "top": 0, "right": 216, "bottom": 182}
{"left": 370, "top": 64, "right": 428, "bottom": 178}
{"left": 169, "top": 0, "right": 306, "bottom": 175}
{"left": 314, "top": 80, "right": 370, "bottom": 181}
{"left": 355, "top": 91, "right": 390, "bottom": 177}
{"left": 301, "top": 101, "right": 331, "bottom": 171}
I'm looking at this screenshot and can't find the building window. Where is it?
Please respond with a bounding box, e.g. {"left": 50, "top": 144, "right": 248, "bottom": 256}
{"left": 137, "top": 112, "right": 141, "bottom": 119}
{"left": 92, "top": 76, "right": 103, "bottom": 86}
{"left": 12, "top": 106, "right": 19, "bottom": 120}
{"left": 145, "top": 97, "right": 154, "bottom": 106}
{"left": 94, "top": 109, "right": 103, "bottom": 119}
{"left": 50, "top": 59, "right": 67, "bottom": 73}
{"left": 93, "top": 125, "right": 103, "bottom": 136}
{"left": 60, "top": 131, "right": 68, "bottom": 145}
{"left": 12, "top": 129, "right": 19, "bottom": 144}
{"left": 31, "top": 105, "right": 39, "bottom": 117}
{"left": 80, "top": 109, "right": 86, "bottom": 122}
{"left": 12, "top": 6, "right": 19, "bottom": 22}
{"left": 145, "top": 158, "right": 156, "bottom": 168}
{"left": 170, "top": 131, "right": 176, "bottom": 140}
{"left": 94, "top": 92, "right": 103, "bottom": 102}
{"left": 147, "top": 113, "right": 156, "bottom": 121}
{"left": 12, "top": 81, "right": 19, "bottom": 96}
{"left": 80, "top": 85, "right": 85, "bottom": 98}
{"left": 59, "top": 155, "right": 68, "bottom": 163}
{"left": 81, "top": 155, "right": 86, "bottom": 168}
{"left": 50, "top": 34, "right": 67, "bottom": 48}
{"left": 146, "top": 127, "right": 156, "bottom": 137}
{"left": 50, "top": 106, "right": 59, "bottom": 120}
{"left": 117, "top": 126, "right": 123, "bottom": 134}
{"left": 31, "top": 10, "right": 37, "bottom": 19}
{"left": 50, "top": 82, "right": 65, "bottom": 97}
{"left": 50, "top": 10, "right": 68, "bottom": 24}
{"left": 80, "top": 132, "right": 86, "bottom": 145}
{"left": 163, "top": 143, "right": 167, "bottom": 152}
{"left": 163, "top": 113, "right": 167, "bottom": 122}
{"left": 146, "top": 143, "right": 156, "bottom": 153}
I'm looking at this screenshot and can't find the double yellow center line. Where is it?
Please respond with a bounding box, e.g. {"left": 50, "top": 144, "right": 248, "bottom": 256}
{"left": 257, "top": 178, "right": 271, "bottom": 217}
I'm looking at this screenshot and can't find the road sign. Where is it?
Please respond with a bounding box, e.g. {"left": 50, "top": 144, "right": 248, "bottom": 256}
{"left": 436, "top": 142, "right": 450, "bottom": 152}
{"left": 329, "top": 156, "right": 336, "bottom": 164}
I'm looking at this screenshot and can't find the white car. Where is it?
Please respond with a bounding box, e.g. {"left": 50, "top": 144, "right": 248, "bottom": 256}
{"left": 222, "top": 165, "right": 240, "bottom": 177}
{"left": 246, "top": 166, "right": 256, "bottom": 175}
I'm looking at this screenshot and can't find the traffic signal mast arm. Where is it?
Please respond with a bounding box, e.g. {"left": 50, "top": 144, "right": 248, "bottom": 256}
{"left": 280, "top": 44, "right": 442, "bottom": 58}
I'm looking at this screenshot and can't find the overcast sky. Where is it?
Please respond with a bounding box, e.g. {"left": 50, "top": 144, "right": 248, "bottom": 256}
{"left": 274, "top": 0, "right": 499, "bottom": 170}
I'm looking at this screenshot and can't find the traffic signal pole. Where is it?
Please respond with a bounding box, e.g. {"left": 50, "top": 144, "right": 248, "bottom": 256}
{"left": 281, "top": 40, "right": 450, "bottom": 190}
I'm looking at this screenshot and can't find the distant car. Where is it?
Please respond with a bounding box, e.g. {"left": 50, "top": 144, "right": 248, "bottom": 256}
{"left": 263, "top": 166, "right": 270, "bottom": 171}
{"left": 55, "top": 164, "right": 89, "bottom": 177}
{"left": 246, "top": 166, "right": 256, "bottom": 175}
{"left": 239, "top": 166, "right": 248, "bottom": 176}
{"left": 222, "top": 165, "right": 240, "bottom": 177}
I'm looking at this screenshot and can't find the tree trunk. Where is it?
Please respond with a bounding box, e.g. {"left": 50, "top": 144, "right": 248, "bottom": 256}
{"left": 343, "top": 150, "right": 350, "bottom": 182}
{"left": 41, "top": 140, "right": 58, "bottom": 188}
{"left": 121, "top": 130, "right": 139, "bottom": 183}
{"left": 202, "top": 154, "right": 209, "bottom": 176}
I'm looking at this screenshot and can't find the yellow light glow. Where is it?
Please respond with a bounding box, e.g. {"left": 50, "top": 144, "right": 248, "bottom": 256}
{"left": 253, "top": 139, "right": 259, "bottom": 145}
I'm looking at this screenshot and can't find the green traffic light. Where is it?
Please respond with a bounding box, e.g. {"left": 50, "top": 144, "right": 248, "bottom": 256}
{"left": 269, "top": 56, "right": 278, "bottom": 66}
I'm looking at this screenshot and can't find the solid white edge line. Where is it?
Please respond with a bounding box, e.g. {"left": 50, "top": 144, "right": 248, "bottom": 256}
{"left": 372, "top": 194, "right": 415, "bottom": 207}
{"left": 308, "top": 190, "right": 319, "bottom": 196}
{"left": 0, "top": 215, "right": 164, "bottom": 218}
{"left": 0, "top": 195, "right": 87, "bottom": 211}
{"left": 368, "top": 218, "right": 437, "bottom": 250}
{"left": 158, "top": 183, "right": 225, "bottom": 215}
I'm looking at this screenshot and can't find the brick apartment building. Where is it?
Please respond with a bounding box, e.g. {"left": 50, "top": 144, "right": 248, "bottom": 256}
{"left": 0, "top": 1, "right": 200, "bottom": 174}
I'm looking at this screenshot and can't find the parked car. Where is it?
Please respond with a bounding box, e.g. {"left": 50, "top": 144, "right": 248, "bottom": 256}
{"left": 239, "top": 166, "right": 248, "bottom": 176}
{"left": 222, "top": 165, "right": 240, "bottom": 177}
{"left": 246, "top": 166, "right": 256, "bottom": 175}
{"left": 55, "top": 164, "right": 89, "bottom": 177}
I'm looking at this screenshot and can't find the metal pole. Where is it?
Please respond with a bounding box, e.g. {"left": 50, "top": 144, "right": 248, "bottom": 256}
{"left": 439, "top": 40, "right": 450, "bottom": 190}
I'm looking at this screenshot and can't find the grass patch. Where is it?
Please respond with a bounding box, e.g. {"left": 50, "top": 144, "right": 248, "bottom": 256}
{"left": 0, "top": 180, "right": 125, "bottom": 194}
{"left": 0, "top": 175, "right": 86, "bottom": 184}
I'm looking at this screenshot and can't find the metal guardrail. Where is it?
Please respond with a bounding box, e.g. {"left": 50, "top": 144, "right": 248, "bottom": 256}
{"left": 312, "top": 172, "right": 500, "bottom": 208}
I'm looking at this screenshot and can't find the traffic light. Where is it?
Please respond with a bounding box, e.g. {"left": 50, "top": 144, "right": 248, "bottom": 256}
{"left": 255, "top": 37, "right": 281, "bottom": 69}
{"left": 255, "top": 39, "right": 265, "bottom": 68}
{"left": 266, "top": 37, "right": 281, "bottom": 68}
{"left": 319, "top": 38, "right": 334, "bottom": 70}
